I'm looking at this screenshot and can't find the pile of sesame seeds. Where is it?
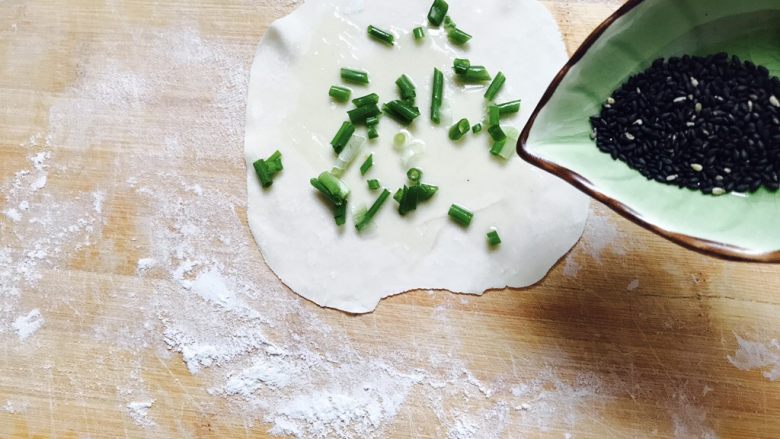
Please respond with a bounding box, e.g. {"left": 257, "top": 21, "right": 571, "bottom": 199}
{"left": 590, "top": 53, "right": 780, "bottom": 195}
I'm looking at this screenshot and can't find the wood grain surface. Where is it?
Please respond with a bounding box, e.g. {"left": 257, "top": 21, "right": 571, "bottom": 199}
{"left": 1, "top": 0, "right": 779, "bottom": 438}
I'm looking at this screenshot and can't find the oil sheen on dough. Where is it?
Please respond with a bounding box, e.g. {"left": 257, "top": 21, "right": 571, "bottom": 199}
{"left": 245, "top": 0, "right": 589, "bottom": 313}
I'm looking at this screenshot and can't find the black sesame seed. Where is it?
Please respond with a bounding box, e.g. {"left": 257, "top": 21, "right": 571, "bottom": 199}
{"left": 590, "top": 53, "right": 780, "bottom": 195}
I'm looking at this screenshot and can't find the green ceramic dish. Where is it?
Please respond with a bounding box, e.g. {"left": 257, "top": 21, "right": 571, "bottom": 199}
{"left": 519, "top": 0, "right": 780, "bottom": 262}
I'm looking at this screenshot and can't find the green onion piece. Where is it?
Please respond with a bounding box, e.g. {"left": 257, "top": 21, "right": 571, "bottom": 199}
{"left": 497, "top": 99, "right": 521, "bottom": 115}
{"left": 462, "top": 66, "right": 491, "bottom": 83}
{"left": 368, "top": 179, "right": 381, "bottom": 191}
{"left": 352, "top": 93, "right": 380, "bottom": 107}
{"left": 311, "top": 171, "right": 351, "bottom": 206}
{"left": 367, "top": 125, "right": 379, "bottom": 139}
{"left": 348, "top": 104, "right": 381, "bottom": 125}
{"left": 488, "top": 105, "right": 500, "bottom": 126}
{"left": 418, "top": 183, "right": 438, "bottom": 201}
{"left": 367, "top": 25, "right": 395, "bottom": 46}
{"left": 396, "top": 75, "right": 416, "bottom": 100}
{"left": 448, "top": 204, "right": 473, "bottom": 227}
{"left": 365, "top": 116, "right": 379, "bottom": 127}
{"left": 329, "top": 85, "right": 352, "bottom": 103}
{"left": 341, "top": 68, "right": 369, "bottom": 85}
{"left": 360, "top": 154, "right": 373, "bottom": 175}
{"left": 355, "top": 189, "right": 391, "bottom": 231}
{"left": 330, "top": 121, "right": 355, "bottom": 154}
{"left": 487, "top": 230, "right": 501, "bottom": 246}
{"left": 393, "top": 187, "right": 404, "bottom": 203}
{"left": 394, "top": 129, "right": 411, "bottom": 149}
{"left": 334, "top": 134, "right": 367, "bottom": 174}
{"left": 488, "top": 124, "right": 506, "bottom": 142}
{"left": 253, "top": 159, "right": 273, "bottom": 188}
{"left": 453, "top": 58, "right": 470, "bottom": 75}
{"left": 398, "top": 185, "right": 418, "bottom": 216}
{"left": 484, "top": 72, "right": 505, "bottom": 101}
{"left": 427, "top": 0, "right": 449, "bottom": 26}
{"left": 472, "top": 123, "right": 483, "bottom": 134}
{"left": 407, "top": 167, "right": 423, "bottom": 183}
{"left": 431, "top": 68, "right": 444, "bottom": 124}
{"left": 490, "top": 138, "right": 507, "bottom": 156}
{"left": 413, "top": 27, "right": 425, "bottom": 40}
{"left": 265, "top": 150, "right": 283, "bottom": 173}
{"left": 334, "top": 204, "right": 347, "bottom": 226}
{"left": 383, "top": 100, "right": 421, "bottom": 125}
{"left": 449, "top": 118, "right": 470, "bottom": 140}
{"left": 443, "top": 15, "right": 456, "bottom": 31}
{"left": 447, "top": 27, "right": 472, "bottom": 46}
{"left": 499, "top": 127, "right": 520, "bottom": 160}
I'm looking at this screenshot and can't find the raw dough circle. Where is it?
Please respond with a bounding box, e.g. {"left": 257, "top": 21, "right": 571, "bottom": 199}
{"left": 245, "top": 0, "right": 589, "bottom": 313}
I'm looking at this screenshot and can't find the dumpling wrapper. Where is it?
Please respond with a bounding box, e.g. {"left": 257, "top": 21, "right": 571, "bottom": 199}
{"left": 245, "top": 0, "right": 589, "bottom": 313}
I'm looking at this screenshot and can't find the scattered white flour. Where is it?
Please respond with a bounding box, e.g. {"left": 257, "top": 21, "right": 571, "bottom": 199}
{"left": 126, "top": 400, "right": 156, "bottom": 428}
{"left": 728, "top": 334, "right": 780, "bottom": 381}
{"left": 3, "top": 208, "right": 21, "bottom": 222}
{"left": 627, "top": 279, "right": 640, "bottom": 291}
{"left": 137, "top": 258, "right": 157, "bottom": 272}
{"left": 12, "top": 309, "right": 44, "bottom": 341}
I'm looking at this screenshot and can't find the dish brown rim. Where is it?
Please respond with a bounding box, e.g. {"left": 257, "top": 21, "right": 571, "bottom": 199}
{"left": 517, "top": 0, "right": 780, "bottom": 263}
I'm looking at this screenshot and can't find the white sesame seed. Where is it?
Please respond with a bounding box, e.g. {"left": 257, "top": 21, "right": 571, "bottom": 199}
{"left": 633, "top": 119, "right": 643, "bottom": 125}
{"left": 715, "top": 175, "right": 723, "bottom": 181}
{"left": 636, "top": 87, "right": 642, "bottom": 94}
{"left": 770, "top": 95, "right": 780, "bottom": 108}
{"left": 695, "top": 102, "right": 702, "bottom": 113}
{"left": 690, "top": 163, "right": 703, "bottom": 172}
{"left": 607, "top": 97, "right": 616, "bottom": 105}
{"left": 625, "top": 132, "right": 635, "bottom": 140}
{"left": 690, "top": 77, "right": 699, "bottom": 87}
{"left": 724, "top": 167, "right": 731, "bottom": 173}
{"left": 673, "top": 96, "right": 687, "bottom": 103}
{"left": 590, "top": 129, "right": 597, "bottom": 140}
{"left": 715, "top": 96, "right": 724, "bottom": 101}
{"left": 712, "top": 187, "right": 726, "bottom": 196}
{"left": 747, "top": 100, "right": 753, "bottom": 112}
{"left": 686, "top": 122, "right": 695, "bottom": 127}
{"left": 666, "top": 175, "right": 678, "bottom": 181}
{"left": 688, "top": 94, "right": 694, "bottom": 100}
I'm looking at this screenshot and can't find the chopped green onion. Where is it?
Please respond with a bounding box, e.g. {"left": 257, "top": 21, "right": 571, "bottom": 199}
{"left": 484, "top": 72, "right": 505, "bottom": 101}
{"left": 329, "top": 85, "right": 352, "bottom": 103}
{"left": 413, "top": 27, "right": 425, "bottom": 40}
{"left": 453, "top": 58, "right": 470, "bottom": 75}
{"left": 334, "top": 134, "right": 367, "bottom": 174}
{"left": 427, "top": 0, "right": 449, "bottom": 26}
{"left": 448, "top": 204, "right": 473, "bottom": 227}
{"left": 431, "top": 68, "right": 444, "bottom": 124}
{"left": 253, "top": 150, "right": 284, "bottom": 188}
{"left": 443, "top": 15, "right": 456, "bottom": 31}
{"left": 367, "top": 125, "right": 379, "bottom": 139}
{"left": 497, "top": 99, "right": 521, "bottom": 115}
{"left": 462, "top": 66, "right": 491, "bottom": 83}
{"left": 487, "top": 124, "right": 506, "bottom": 141}
{"left": 355, "top": 189, "right": 391, "bottom": 231}
{"left": 393, "top": 187, "right": 404, "bottom": 203}
{"left": 341, "top": 68, "right": 369, "bottom": 85}
{"left": 398, "top": 186, "right": 418, "bottom": 215}
{"left": 311, "top": 171, "right": 351, "bottom": 224}
{"left": 360, "top": 154, "right": 373, "bottom": 175}
{"left": 418, "top": 183, "right": 438, "bottom": 201}
{"left": 490, "top": 138, "right": 507, "bottom": 156}
{"left": 365, "top": 116, "right": 379, "bottom": 127}
{"left": 407, "top": 167, "right": 423, "bottom": 183}
{"left": 488, "top": 105, "right": 500, "bottom": 126}
{"left": 487, "top": 229, "right": 501, "bottom": 246}
{"left": 447, "top": 27, "right": 472, "bottom": 46}
{"left": 348, "top": 104, "right": 381, "bottom": 125}
{"left": 396, "top": 75, "right": 416, "bottom": 100}
{"left": 334, "top": 204, "right": 347, "bottom": 226}
{"left": 383, "top": 100, "right": 420, "bottom": 125}
{"left": 367, "top": 25, "right": 395, "bottom": 46}
{"left": 449, "top": 118, "right": 470, "bottom": 140}
{"left": 499, "top": 127, "right": 520, "bottom": 160}
{"left": 472, "top": 123, "right": 482, "bottom": 134}
{"left": 330, "top": 121, "right": 355, "bottom": 154}
{"left": 352, "top": 93, "right": 379, "bottom": 107}
{"left": 394, "top": 129, "right": 411, "bottom": 149}
{"left": 368, "top": 179, "right": 381, "bottom": 190}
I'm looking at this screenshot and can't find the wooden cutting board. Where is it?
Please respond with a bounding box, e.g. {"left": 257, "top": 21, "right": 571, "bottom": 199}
{"left": 1, "top": 1, "right": 779, "bottom": 437}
